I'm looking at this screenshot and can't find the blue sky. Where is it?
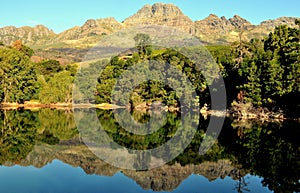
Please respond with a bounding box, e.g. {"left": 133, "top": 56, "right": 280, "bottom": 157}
{"left": 1, "top": 0, "right": 299, "bottom": 33}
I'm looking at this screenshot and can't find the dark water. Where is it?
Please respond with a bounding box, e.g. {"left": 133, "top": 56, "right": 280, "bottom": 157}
{"left": 0, "top": 109, "right": 299, "bottom": 193}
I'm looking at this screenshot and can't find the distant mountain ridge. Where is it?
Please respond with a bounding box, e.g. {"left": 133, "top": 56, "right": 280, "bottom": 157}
{"left": 0, "top": 24, "right": 56, "bottom": 45}
{"left": 0, "top": 3, "right": 299, "bottom": 48}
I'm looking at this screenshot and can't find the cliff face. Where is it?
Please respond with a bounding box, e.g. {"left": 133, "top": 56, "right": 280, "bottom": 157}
{"left": 123, "top": 3, "right": 195, "bottom": 34}
{"left": 195, "top": 14, "right": 299, "bottom": 43}
{"left": 195, "top": 14, "right": 234, "bottom": 33}
{"left": 0, "top": 3, "right": 299, "bottom": 48}
{"left": 194, "top": 14, "right": 255, "bottom": 43}
{"left": 229, "top": 15, "right": 253, "bottom": 29}
{"left": 246, "top": 17, "right": 299, "bottom": 40}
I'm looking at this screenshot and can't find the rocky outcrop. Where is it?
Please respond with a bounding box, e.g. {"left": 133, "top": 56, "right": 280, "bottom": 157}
{"left": 260, "top": 17, "right": 299, "bottom": 29}
{"left": 123, "top": 3, "right": 195, "bottom": 34}
{"left": 57, "top": 17, "right": 124, "bottom": 40}
{"left": 246, "top": 16, "right": 300, "bottom": 40}
{"left": 229, "top": 15, "right": 253, "bottom": 29}
{"left": 195, "top": 14, "right": 299, "bottom": 44}
{"left": 194, "top": 14, "right": 248, "bottom": 43}
{"left": 195, "top": 14, "right": 234, "bottom": 40}
{"left": 0, "top": 25, "right": 55, "bottom": 45}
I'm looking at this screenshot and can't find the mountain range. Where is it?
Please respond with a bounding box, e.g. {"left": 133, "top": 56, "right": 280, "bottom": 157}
{"left": 0, "top": 3, "right": 299, "bottom": 54}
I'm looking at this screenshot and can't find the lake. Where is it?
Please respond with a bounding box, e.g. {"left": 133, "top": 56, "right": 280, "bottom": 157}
{"left": 0, "top": 109, "right": 299, "bottom": 193}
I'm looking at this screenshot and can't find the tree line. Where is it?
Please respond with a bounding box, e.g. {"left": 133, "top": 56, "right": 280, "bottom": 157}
{"left": 0, "top": 22, "right": 299, "bottom": 116}
{"left": 207, "top": 21, "right": 300, "bottom": 116}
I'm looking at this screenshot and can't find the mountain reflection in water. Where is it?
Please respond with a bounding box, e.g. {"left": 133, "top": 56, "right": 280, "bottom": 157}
{"left": 0, "top": 109, "right": 298, "bottom": 193}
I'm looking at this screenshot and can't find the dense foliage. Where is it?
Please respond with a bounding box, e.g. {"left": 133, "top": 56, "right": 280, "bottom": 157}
{"left": 0, "top": 42, "right": 76, "bottom": 104}
{"left": 206, "top": 23, "right": 300, "bottom": 115}
{"left": 0, "top": 23, "right": 299, "bottom": 116}
{"left": 0, "top": 46, "right": 38, "bottom": 103}
{"left": 236, "top": 25, "right": 300, "bottom": 107}
{"left": 91, "top": 48, "right": 208, "bottom": 107}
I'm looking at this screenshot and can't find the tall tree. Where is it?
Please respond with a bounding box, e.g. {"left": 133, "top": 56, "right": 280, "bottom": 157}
{"left": 0, "top": 47, "right": 38, "bottom": 103}
{"left": 236, "top": 23, "right": 300, "bottom": 107}
{"left": 133, "top": 33, "right": 152, "bottom": 56}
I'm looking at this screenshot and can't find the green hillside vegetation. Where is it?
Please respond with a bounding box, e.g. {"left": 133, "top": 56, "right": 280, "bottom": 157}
{"left": 0, "top": 22, "right": 299, "bottom": 117}
{"left": 0, "top": 42, "right": 77, "bottom": 104}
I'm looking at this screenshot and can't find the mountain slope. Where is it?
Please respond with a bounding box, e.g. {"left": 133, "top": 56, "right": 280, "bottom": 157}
{"left": 0, "top": 3, "right": 299, "bottom": 49}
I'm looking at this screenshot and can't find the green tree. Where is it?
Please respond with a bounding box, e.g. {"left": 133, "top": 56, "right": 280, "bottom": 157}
{"left": 39, "top": 71, "right": 74, "bottom": 104}
{"left": 236, "top": 24, "right": 300, "bottom": 107}
{"left": 133, "top": 33, "right": 152, "bottom": 56}
{"left": 263, "top": 25, "right": 300, "bottom": 95}
{"left": 0, "top": 47, "right": 38, "bottom": 103}
{"left": 37, "top": 59, "right": 63, "bottom": 77}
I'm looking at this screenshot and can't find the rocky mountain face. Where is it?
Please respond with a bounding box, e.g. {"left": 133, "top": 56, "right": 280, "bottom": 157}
{"left": 57, "top": 17, "right": 124, "bottom": 40}
{"left": 0, "top": 25, "right": 55, "bottom": 45}
{"left": 123, "top": 3, "right": 195, "bottom": 34}
{"left": 0, "top": 3, "right": 299, "bottom": 48}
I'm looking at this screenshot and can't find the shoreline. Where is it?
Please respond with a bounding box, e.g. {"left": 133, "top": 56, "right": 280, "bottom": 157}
{"left": 0, "top": 102, "right": 124, "bottom": 110}
{"left": 1, "top": 102, "right": 297, "bottom": 122}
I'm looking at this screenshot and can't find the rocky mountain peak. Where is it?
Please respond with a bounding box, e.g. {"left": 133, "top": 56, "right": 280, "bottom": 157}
{"left": 229, "top": 15, "right": 252, "bottom": 29}
{"left": 151, "top": 3, "right": 183, "bottom": 16}
{"left": 123, "top": 3, "right": 195, "bottom": 34}
{"left": 206, "top": 14, "right": 220, "bottom": 20}
{"left": 195, "top": 14, "right": 234, "bottom": 37}
{"left": 81, "top": 18, "right": 122, "bottom": 30}
{"left": 34, "top": 24, "right": 53, "bottom": 31}
{"left": 95, "top": 17, "right": 123, "bottom": 30}
{"left": 130, "top": 3, "right": 184, "bottom": 18}
{"left": 220, "top": 16, "right": 227, "bottom": 21}
{"left": 260, "top": 17, "right": 299, "bottom": 29}
{"left": 82, "top": 19, "right": 97, "bottom": 29}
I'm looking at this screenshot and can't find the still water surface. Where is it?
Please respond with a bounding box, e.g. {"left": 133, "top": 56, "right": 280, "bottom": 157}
{"left": 0, "top": 109, "right": 298, "bottom": 193}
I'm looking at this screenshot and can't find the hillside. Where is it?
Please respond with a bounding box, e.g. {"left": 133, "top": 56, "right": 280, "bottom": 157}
{"left": 0, "top": 3, "right": 299, "bottom": 59}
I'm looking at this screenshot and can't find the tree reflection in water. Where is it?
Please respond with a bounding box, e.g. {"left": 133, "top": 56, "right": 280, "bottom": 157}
{"left": 0, "top": 109, "right": 298, "bottom": 192}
